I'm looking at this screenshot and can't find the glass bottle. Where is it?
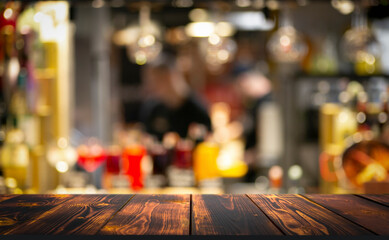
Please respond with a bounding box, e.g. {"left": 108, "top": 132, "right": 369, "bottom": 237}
{"left": 356, "top": 91, "right": 370, "bottom": 133}
{"left": 1, "top": 124, "right": 29, "bottom": 192}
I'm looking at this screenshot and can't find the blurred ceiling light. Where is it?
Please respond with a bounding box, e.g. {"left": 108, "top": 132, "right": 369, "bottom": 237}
{"left": 227, "top": 11, "right": 274, "bottom": 31}
{"left": 341, "top": 7, "right": 380, "bottom": 64}
{"left": 185, "top": 21, "right": 235, "bottom": 38}
{"left": 189, "top": 8, "right": 209, "bottom": 22}
{"left": 267, "top": 8, "right": 307, "bottom": 63}
{"left": 186, "top": 9, "right": 237, "bottom": 72}
{"left": 200, "top": 34, "right": 237, "bottom": 72}
{"left": 268, "top": 26, "right": 307, "bottom": 63}
{"left": 185, "top": 22, "right": 215, "bottom": 37}
{"left": 127, "top": 4, "right": 162, "bottom": 65}
{"left": 92, "top": 0, "right": 105, "bottom": 8}
{"left": 252, "top": 0, "right": 265, "bottom": 9}
{"left": 331, "top": 0, "right": 355, "bottom": 15}
{"left": 208, "top": 33, "right": 221, "bottom": 45}
{"left": 267, "top": 8, "right": 308, "bottom": 63}
{"left": 113, "top": 26, "right": 138, "bottom": 46}
{"left": 215, "top": 21, "right": 236, "bottom": 37}
{"left": 113, "top": 22, "right": 161, "bottom": 46}
{"left": 266, "top": 0, "right": 280, "bottom": 10}
{"left": 172, "top": 0, "right": 193, "bottom": 8}
{"left": 341, "top": 6, "right": 381, "bottom": 75}
{"left": 235, "top": 0, "right": 252, "bottom": 8}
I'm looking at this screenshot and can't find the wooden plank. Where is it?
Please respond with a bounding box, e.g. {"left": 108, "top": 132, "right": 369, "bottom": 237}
{"left": 248, "top": 194, "right": 373, "bottom": 235}
{"left": 191, "top": 194, "right": 282, "bottom": 235}
{"left": 0, "top": 195, "right": 18, "bottom": 203}
{"left": 4, "top": 194, "right": 132, "bottom": 235}
{"left": 357, "top": 194, "right": 389, "bottom": 207}
{"left": 99, "top": 194, "right": 190, "bottom": 235}
{"left": 305, "top": 194, "right": 389, "bottom": 235}
{"left": 0, "top": 194, "right": 74, "bottom": 234}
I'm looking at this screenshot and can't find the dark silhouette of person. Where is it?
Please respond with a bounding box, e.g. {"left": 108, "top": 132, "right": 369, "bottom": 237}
{"left": 139, "top": 53, "right": 211, "bottom": 140}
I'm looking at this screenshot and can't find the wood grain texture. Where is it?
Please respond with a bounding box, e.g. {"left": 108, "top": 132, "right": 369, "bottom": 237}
{"left": 192, "top": 194, "right": 282, "bottom": 235}
{"left": 357, "top": 194, "right": 389, "bottom": 207}
{"left": 99, "top": 194, "right": 190, "bottom": 235}
{"left": 0, "top": 194, "right": 74, "bottom": 234}
{"left": 248, "top": 194, "right": 372, "bottom": 236}
{"left": 0, "top": 195, "right": 18, "bottom": 203}
{"left": 305, "top": 194, "right": 389, "bottom": 235}
{"left": 4, "top": 194, "right": 132, "bottom": 235}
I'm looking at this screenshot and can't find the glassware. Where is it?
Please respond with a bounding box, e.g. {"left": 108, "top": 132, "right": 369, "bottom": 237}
{"left": 127, "top": 3, "right": 162, "bottom": 65}
{"left": 77, "top": 139, "right": 106, "bottom": 173}
{"left": 174, "top": 139, "right": 193, "bottom": 169}
{"left": 122, "top": 144, "right": 146, "bottom": 190}
{"left": 340, "top": 6, "right": 380, "bottom": 75}
{"left": 105, "top": 145, "right": 121, "bottom": 174}
{"left": 267, "top": 6, "right": 307, "bottom": 63}
{"left": 150, "top": 143, "right": 170, "bottom": 175}
{"left": 47, "top": 138, "right": 77, "bottom": 174}
{"left": 341, "top": 140, "right": 389, "bottom": 190}
{"left": 199, "top": 33, "right": 237, "bottom": 73}
{"left": 193, "top": 141, "right": 220, "bottom": 182}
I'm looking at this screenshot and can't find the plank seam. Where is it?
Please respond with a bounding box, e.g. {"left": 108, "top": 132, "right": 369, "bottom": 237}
{"left": 354, "top": 194, "right": 389, "bottom": 208}
{"left": 299, "top": 194, "right": 378, "bottom": 235}
{"left": 189, "top": 194, "right": 192, "bottom": 236}
{"left": 245, "top": 194, "right": 286, "bottom": 235}
{"left": 96, "top": 194, "right": 136, "bottom": 234}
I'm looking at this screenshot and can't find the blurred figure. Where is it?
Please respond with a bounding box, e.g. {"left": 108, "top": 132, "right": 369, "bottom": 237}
{"left": 139, "top": 53, "right": 211, "bottom": 140}
{"left": 236, "top": 70, "right": 274, "bottom": 181}
{"left": 237, "top": 70, "right": 272, "bottom": 148}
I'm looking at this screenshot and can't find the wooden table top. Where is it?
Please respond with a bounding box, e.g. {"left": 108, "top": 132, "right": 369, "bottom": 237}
{"left": 0, "top": 194, "right": 388, "bottom": 236}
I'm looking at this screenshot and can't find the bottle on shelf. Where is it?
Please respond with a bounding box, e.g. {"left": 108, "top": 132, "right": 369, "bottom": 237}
{"left": 0, "top": 122, "right": 29, "bottom": 193}
{"left": 356, "top": 91, "right": 370, "bottom": 133}
{"left": 378, "top": 92, "right": 389, "bottom": 144}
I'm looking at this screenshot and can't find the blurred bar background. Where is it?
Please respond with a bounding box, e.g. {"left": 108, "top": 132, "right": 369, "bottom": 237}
{"left": 1, "top": 0, "right": 389, "bottom": 194}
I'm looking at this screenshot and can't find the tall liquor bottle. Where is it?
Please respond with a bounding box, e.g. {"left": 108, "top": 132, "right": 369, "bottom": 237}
{"left": 0, "top": 126, "right": 29, "bottom": 191}
{"left": 1, "top": 65, "right": 30, "bottom": 191}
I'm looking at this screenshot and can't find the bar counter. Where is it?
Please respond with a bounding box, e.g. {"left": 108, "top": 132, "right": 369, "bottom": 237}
{"left": 0, "top": 194, "right": 388, "bottom": 236}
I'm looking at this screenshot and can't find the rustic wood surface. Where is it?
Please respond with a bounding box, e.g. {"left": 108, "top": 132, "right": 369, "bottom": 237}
{"left": 99, "top": 194, "right": 190, "bottom": 235}
{"left": 0, "top": 195, "right": 17, "bottom": 203}
{"left": 4, "top": 194, "right": 132, "bottom": 235}
{"left": 0, "top": 194, "right": 387, "bottom": 236}
{"left": 0, "top": 194, "right": 75, "bottom": 234}
{"left": 192, "top": 194, "right": 282, "bottom": 235}
{"left": 305, "top": 194, "right": 389, "bottom": 235}
{"left": 357, "top": 194, "right": 389, "bottom": 207}
{"left": 248, "top": 194, "right": 372, "bottom": 235}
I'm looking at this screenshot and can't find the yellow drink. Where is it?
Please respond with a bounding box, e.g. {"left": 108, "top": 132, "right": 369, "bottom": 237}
{"left": 193, "top": 142, "right": 220, "bottom": 182}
